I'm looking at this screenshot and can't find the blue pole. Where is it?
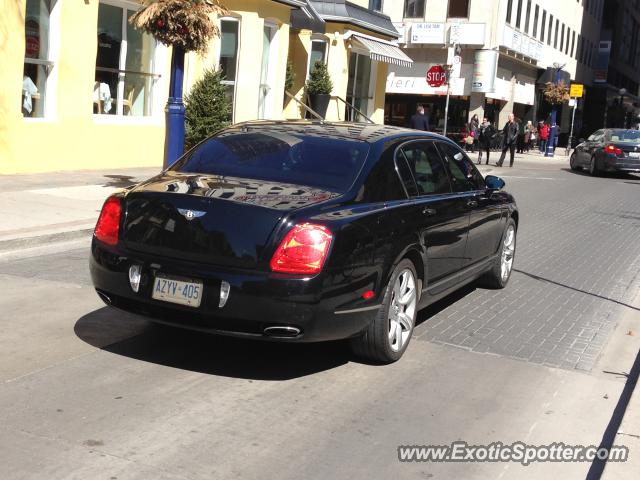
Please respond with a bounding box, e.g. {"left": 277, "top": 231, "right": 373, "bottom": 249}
{"left": 164, "top": 46, "right": 186, "bottom": 169}
{"left": 545, "top": 68, "right": 561, "bottom": 158}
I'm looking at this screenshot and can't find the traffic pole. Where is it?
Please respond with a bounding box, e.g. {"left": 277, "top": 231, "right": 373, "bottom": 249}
{"left": 443, "top": 73, "right": 451, "bottom": 137}
{"left": 567, "top": 98, "right": 577, "bottom": 156}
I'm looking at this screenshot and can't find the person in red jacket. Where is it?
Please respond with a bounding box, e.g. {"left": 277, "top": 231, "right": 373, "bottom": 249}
{"left": 539, "top": 122, "right": 549, "bottom": 153}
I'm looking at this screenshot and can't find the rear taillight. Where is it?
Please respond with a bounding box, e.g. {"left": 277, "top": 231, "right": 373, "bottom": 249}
{"left": 94, "top": 196, "right": 122, "bottom": 246}
{"left": 605, "top": 144, "right": 623, "bottom": 155}
{"left": 270, "top": 223, "right": 332, "bottom": 274}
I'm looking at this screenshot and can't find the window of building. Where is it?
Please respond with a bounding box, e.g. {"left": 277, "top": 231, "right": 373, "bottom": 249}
{"left": 540, "top": 10, "right": 546, "bottom": 42}
{"left": 515, "top": 0, "right": 523, "bottom": 29}
{"left": 547, "top": 14, "right": 553, "bottom": 46}
{"left": 95, "top": 1, "right": 160, "bottom": 116}
{"left": 560, "top": 24, "right": 565, "bottom": 53}
{"left": 218, "top": 18, "right": 240, "bottom": 122}
{"left": 404, "top": 0, "right": 425, "bottom": 18}
{"left": 524, "top": 0, "right": 531, "bottom": 34}
{"left": 447, "top": 0, "right": 470, "bottom": 18}
{"left": 23, "top": 0, "right": 56, "bottom": 118}
{"left": 532, "top": 5, "right": 539, "bottom": 38}
{"left": 565, "top": 27, "right": 570, "bottom": 54}
{"left": 369, "top": 0, "right": 383, "bottom": 12}
{"left": 308, "top": 39, "right": 328, "bottom": 76}
{"left": 506, "top": 0, "right": 514, "bottom": 24}
{"left": 554, "top": 18, "right": 559, "bottom": 48}
{"left": 571, "top": 31, "right": 576, "bottom": 58}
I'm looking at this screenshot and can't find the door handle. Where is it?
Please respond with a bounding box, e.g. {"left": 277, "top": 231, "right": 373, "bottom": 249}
{"left": 422, "top": 207, "right": 436, "bottom": 216}
{"left": 466, "top": 199, "right": 478, "bottom": 208}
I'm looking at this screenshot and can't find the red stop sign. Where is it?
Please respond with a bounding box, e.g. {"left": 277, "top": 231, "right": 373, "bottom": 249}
{"left": 426, "top": 65, "right": 447, "bottom": 88}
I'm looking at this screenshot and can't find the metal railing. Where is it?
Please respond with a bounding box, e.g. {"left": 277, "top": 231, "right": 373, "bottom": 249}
{"left": 333, "top": 96, "right": 374, "bottom": 124}
{"left": 284, "top": 91, "right": 323, "bottom": 121}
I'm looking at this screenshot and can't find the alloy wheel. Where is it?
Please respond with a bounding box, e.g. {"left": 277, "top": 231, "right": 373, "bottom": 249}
{"left": 388, "top": 269, "right": 417, "bottom": 352}
{"left": 501, "top": 225, "right": 516, "bottom": 282}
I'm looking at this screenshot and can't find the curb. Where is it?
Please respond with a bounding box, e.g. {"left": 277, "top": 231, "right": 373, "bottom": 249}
{"left": 0, "top": 228, "right": 94, "bottom": 253}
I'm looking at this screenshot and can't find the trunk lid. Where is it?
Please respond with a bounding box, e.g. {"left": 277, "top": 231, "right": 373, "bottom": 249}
{"left": 122, "top": 172, "right": 339, "bottom": 269}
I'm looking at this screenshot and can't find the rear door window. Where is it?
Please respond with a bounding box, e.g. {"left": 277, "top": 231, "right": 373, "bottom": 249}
{"left": 173, "top": 131, "right": 370, "bottom": 193}
{"left": 436, "top": 141, "right": 485, "bottom": 192}
{"left": 398, "top": 141, "right": 452, "bottom": 196}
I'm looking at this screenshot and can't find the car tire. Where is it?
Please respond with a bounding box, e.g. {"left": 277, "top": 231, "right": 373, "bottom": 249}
{"left": 478, "top": 218, "right": 517, "bottom": 289}
{"left": 350, "top": 259, "right": 418, "bottom": 364}
{"left": 569, "top": 153, "right": 581, "bottom": 171}
{"left": 589, "top": 155, "right": 600, "bottom": 176}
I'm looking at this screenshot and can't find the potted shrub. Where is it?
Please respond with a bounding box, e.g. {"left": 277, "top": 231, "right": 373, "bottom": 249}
{"left": 184, "top": 68, "right": 230, "bottom": 149}
{"left": 305, "top": 60, "right": 333, "bottom": 119}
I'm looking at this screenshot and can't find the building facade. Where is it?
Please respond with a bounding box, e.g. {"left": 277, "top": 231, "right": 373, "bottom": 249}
{"left": 3, "top": 0, "right": 408, "bottom": 174}
{"left": 584, "top": 0, "right": 640, "bottom": 132}
{"left": 382, "top": 0, "right": 603, "bottom": 142}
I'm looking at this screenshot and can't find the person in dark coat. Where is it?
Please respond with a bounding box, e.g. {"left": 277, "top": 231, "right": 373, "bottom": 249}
{"left": 409, "top": 105, "right": 430, "bottom": 131}
{"left": 497, "top": 113, "right": 519, "bottom": 167}
{"left": 477, "top": 117, "right": 495, "bottom": 165}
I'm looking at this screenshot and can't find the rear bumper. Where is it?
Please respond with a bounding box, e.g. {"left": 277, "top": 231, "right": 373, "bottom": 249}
{"left": 601, "top": 155, "right": 640, "bottom": 172}
{"left": 90, "top": 241, "right": 378, "bottom": 342}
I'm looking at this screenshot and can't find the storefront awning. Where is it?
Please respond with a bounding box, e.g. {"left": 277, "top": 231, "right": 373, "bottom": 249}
{"left": 349, "top": 34, "right": 413, "bottom": 68}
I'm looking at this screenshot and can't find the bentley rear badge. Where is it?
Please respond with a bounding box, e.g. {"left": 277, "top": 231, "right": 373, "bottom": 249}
{"left": 177, "top": 208, "right": 206, "bottom": 221}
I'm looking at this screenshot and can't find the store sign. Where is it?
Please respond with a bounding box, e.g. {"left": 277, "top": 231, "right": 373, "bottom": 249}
{"left": 449, "top": 23, "right": 486, "bottom": 46}
{"left": 411, "top": 23, "right": 445, "bottom": 44}
{"left": 386, "top": 72, "right": 466, "bottom": 96}
{"left": 471, "top": 50, "right": 499, "bottom": 93}
{"left": 593, "top": 41, "right": 611, "bottom": 84}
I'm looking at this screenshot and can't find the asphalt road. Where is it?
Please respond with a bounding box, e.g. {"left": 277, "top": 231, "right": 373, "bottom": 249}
{"left": 1, "top": 159, "right": 640, "bottom": 479}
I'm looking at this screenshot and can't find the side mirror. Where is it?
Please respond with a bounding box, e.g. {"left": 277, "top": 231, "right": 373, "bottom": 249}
{"left": 485, "top": 175, "right": 505, "bottom": 191}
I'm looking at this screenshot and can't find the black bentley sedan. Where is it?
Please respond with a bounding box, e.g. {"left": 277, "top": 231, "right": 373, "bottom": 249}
{"left": 570, "top": 128, "right": 640, "bottom": 175}
{"left": 90, "top": 121, "right": 518, "bottom": 363}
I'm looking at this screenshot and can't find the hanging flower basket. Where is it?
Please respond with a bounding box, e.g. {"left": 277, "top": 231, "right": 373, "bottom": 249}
{"left": 129, "top": 0, "right": 228, "bottom": 54}
{"left": 543, "top": 81, "right": 570, "bottom": 105}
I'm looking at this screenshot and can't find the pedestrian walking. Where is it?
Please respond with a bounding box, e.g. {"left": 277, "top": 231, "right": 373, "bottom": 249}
{"left": 497, "top": 113, "right": 519, "bottom": 167}
{"left": 468, "top": 114, "right": 479, "bottom": 153}
{"left": 477, "top": 117, "right": 495, "bottom": 165}
{"left": 409, "top": 105, "right": 430, "bottom": 131}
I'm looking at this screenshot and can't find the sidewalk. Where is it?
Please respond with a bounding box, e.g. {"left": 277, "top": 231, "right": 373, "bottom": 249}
{"left": 0, "top": 167, "right": 160, "bottom": 252}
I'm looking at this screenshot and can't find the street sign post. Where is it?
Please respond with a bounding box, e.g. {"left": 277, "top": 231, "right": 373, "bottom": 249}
{"left": 566, "top": 84, "right": 584, "bottom": 155}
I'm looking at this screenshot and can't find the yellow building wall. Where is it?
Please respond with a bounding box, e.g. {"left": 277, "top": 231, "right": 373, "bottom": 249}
{"left": 0, "top": 0, "right": 170, "bottom": 174}
{"left": 1, "top": 0, "right": 292, "bottom": 174}
{"left": 185, "top": 0, "right": 291, "bottom": 124}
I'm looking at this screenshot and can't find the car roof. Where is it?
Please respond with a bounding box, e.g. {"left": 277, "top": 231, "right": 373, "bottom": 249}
{"left": 221, "top": 120, "right": 452, "bottom": 145}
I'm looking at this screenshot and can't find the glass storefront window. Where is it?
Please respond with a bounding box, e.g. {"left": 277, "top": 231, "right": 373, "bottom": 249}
{"left": 219, "top": 19, "right": 240, "bottom": 122}
{"left": 95, "top": 1, "right": 159, "bottom": 116}
{"left": 23, "top": 0, "right": 54, "bottom": 118}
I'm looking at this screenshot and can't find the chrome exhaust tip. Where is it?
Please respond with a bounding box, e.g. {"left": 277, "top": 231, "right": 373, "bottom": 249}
{"left": 97, "top": 291, "right": 112, "bottom": 305}
{"left": 263, "top": 326, "right": 301, "bottom": 338}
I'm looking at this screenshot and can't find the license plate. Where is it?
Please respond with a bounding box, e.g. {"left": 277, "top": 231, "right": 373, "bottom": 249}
{"left": 152, "top": 274, "right": 203, "bottom": 307}
{"left": 628, "top": 152, "right": 640, "bottom": 158}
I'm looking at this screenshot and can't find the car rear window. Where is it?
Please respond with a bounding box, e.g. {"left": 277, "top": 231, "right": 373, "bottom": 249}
{"left": 172, "top": 131, "right": 370, "bottom": 193}
{"left": 607, "top": 130, "right": 640, "bottom": 144}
